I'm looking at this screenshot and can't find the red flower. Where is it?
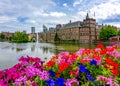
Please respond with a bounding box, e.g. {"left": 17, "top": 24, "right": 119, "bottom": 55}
{"left": 105, "top": 58, "right": 113, "bottom": 65}
{"left": 111, "top": 69, "right": 119, "bottom": 76}
{"left": 46, "top": 60, "right": 54, "bottom": 68}
{"left": 56, "top": 72, "right": 60, "bottom": 78}
{"left": 59, "top": 62, "right": 70, "bottom": 72}
{"left": 97, "top": 44, "right": 104, "bottom": 48}
{"left": 100, "top": 49, "right": 107, "bottom": 55}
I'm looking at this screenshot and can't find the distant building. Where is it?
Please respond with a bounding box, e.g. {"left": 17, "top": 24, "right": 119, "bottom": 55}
{"left": 31, "top": 27, "right": 35, "bottom": 33}
{"left": 109, "top": 36, "right": 120, "bottom": 41}
{"left": 43, "top": 25, "right": 48, "bottom": 32}
{"left": 49, "top": 27, "right": 54, "bottom": 31}
{"left": 23, "top": 30, "right": 26, "bottom": 34}
{"left": 39, "top": 13, "right": 101, "bottom": 43}
{"left": 56, "top": 24, "right": 62, "bottom": 29}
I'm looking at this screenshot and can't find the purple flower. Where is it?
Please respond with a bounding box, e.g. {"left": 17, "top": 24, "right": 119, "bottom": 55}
{"left": 90, "top": 59, "right": 97, "bottom": 66}
{"left": 55, "top": 78, "right": 64, "bottom": 86}
{"left": 48, "top": 70, "right": 56, "bottom": 77}
{"left": 79, "top": 64, "right": 86, "bottom": 72}
{"left": 87, "top": 75, "right": 95, "bottom": 82}
{"left": 46, "top": 78, "right": 55, "bottom": 86}
{"left": 79, "top": 64, "right": 90, "bottom": 75}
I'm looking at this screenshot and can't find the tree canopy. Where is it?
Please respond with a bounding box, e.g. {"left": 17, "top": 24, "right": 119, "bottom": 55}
{"left": 117, "top": 30, "right": 120, "bottom": 36}
{"left": 99, "top": 26, "right": 117, "bottom": 40}
{"left": 11, "top": 32, "right": 29, "bottom": 43}
{"left": 0, "top": 33, "right": 5, "bottom": 39}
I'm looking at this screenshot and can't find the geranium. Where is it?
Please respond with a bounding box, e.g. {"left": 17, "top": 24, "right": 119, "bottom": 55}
{"left": 59, "top": 62, "right": 70, "bottom": 72}
{"left": 97, "top": 44, "right": 104, "bottom": 48}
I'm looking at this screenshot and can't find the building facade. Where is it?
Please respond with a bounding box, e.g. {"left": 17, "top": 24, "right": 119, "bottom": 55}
{"left": 31, "top": 27, "right": 35, "bottom": 34}
{"left": 39, "top": 13, "right": 100, "bottom": 43}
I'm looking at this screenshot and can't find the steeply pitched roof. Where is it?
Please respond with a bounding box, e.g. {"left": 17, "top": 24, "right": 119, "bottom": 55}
{"left": 62, "top": 21, "right": 82, "bottom": 28}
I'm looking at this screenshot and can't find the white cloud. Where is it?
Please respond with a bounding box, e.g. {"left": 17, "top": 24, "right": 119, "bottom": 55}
{"left": 50, "top": 12, "right": 66, "bottom": 17}
{"left": 34, "top": 11, "right": 66, "bottom": 18}
{"left": 0, "top": 16, "right": 16, "bottom": 23}
{"left": 73, "top": 0, "right": 84, "bottom": 7}
{"left": 89, "top": 0, "right": 120, "bottom": 20}
{"left": 63, "top": 3, "right": 67, "bottom": 7}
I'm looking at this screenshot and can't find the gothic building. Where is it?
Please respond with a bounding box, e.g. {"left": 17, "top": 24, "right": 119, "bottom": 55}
{"left": 39, "top": 13, "right": 100, "bottom": 43}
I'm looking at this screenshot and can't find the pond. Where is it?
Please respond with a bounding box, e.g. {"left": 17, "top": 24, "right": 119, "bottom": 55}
{"left": 0, "top": 42, "right": 97, "bottom": 70}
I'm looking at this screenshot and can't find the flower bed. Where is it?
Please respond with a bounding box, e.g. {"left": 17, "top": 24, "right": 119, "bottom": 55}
{"left": 0, "top": 44, "right": 120, "bottom": 86}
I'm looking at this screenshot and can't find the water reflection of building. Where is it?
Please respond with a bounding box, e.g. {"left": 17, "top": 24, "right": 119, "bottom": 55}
{"left": 31, "top": 45, "right": 35, "bottom": 51}
{"left": 39, "top": 13, "right": 101, "bottom": 43}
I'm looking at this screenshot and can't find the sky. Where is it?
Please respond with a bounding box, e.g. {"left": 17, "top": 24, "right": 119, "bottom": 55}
{"left": 0, "top": 0, "right": 120, "bottom": 33}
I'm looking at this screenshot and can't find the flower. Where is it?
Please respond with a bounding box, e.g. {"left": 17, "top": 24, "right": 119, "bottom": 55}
{"left": 46, "top": 60, "right": 54, "bottom": 68}
{"left": 48, "top": 70, "right": 56, "bottom": 77}
{"left": 79, "top": 64, "right": 86, "bottom": 72}
{"left": 87, "top": 75, "right": 95, "bottom": 82}
{"left": 46, "top": 78, "right": 55, "bottom": 86}
{"left": 90, "top": 59, "right": 97, "bottom": 66}
{"left": 59, "top": 62, "right": 70, "bottom": 72}
{"left": 97, "top": 44, "right": 104, "bottom": 48}
{"left": 39, "top": 70, "right": 49, "bottom": 80}
{"left": 55, "top": 78, "right": 64, "bottom": 86}
{"left": 65, "top": 78, "right": 79, "bottom": 86}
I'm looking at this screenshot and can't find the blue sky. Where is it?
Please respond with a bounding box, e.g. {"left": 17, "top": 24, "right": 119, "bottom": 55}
{"left": 0, "top": 0, "right": 120, "bottom": 33}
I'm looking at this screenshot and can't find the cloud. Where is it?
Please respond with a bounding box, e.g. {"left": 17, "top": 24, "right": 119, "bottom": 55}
{"left": 0, "top": 0, "right": 120, "bottom": 32}
{"left": 50, "top": 12, "right": 66, "bottom": 17}
{"left": 0, "top": 0, "right": 56, "bottom": 32}
{"left": 63, "top": 3, "right": 67, "bottom": 7}
{"left": 0, "top": 16, "right": 16, "bottom": 23}
{"left": 34, "top": 11, "right": 66, "bottom": 18}
{"left": 73, "top": 0, "right": 84, "bottom": 7}
{"left": 73, "top": 0, "right": 120, "bottom": 27}
{"left": 89, "top": 0, "right": 120, "bottom": 20}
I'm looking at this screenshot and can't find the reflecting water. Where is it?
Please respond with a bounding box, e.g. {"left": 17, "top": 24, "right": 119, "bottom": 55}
{"left": 0, "top": 42, "right": 96, "bottom": 70}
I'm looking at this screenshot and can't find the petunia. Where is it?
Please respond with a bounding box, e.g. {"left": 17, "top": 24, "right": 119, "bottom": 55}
{"left": 87, "top": 75, "right": 95, "bottom": 82}
{"left": 90, "top": 59, "right": 97, "bottom": 66}
{"left": 79, "top": 64, "right": 86, "bottom": 72}
{"left": 48, "top": 70, "right": 56, "bottom": 77}
{"left": 46, "top": 78, "right": 55, "bottom": 86}
{"left": 55, "top": 77, "right": 64, "bottom": 86}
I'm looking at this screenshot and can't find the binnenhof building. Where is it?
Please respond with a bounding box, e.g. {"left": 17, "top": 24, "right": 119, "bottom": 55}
{"left": 39, "top": 13, "right": 101, "bottom": 43}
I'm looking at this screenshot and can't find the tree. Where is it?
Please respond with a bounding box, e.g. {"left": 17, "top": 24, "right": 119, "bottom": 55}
{"left": 99, "top": 26, "right": 117, "bottom": 40}
{"left": 117, "top": 30, "right": 120, "bottom": 36}
{"left": 54, "top": 33, "right": 60, "bottom": 42}
{"left": 0, "top": 33, "right": 5, "bottom": 39}
{"left": 11, "top": 32, "right": 29, "bottom": 43}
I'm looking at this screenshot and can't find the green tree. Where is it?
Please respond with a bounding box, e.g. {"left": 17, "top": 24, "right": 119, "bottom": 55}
{"left": 99, "top": 26, "right": 117, "bottom": 40}
{"left": 54, "top": 33, "right": 60, "bottom": 42}
{"left": 11, "top": 32, "right": 29, "bottom": 43}
{"left": 0, "top": 33, "right": 5, "bottom": 39}
{"left": 117, "top": 30, "right": 120, "bottom": 36}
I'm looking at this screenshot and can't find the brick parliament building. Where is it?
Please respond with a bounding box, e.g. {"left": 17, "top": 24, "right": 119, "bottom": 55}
{"left": 39, "top": 13, "right": 101, "bottom": 43}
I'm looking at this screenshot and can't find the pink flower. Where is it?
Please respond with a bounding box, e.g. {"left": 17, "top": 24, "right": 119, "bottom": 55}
{"left": 39, "top": 70, "right": 49, "bottom": 80}
{"left": 58, "top": 52, "right": 69, "bottom": 58}
{"left": 65, "top": 78, "right": 79, "bottom": 86}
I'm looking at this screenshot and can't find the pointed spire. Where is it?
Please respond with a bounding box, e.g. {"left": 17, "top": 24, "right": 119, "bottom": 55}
{"left": 86, "top": 12, "right": 89, "bottom": 19}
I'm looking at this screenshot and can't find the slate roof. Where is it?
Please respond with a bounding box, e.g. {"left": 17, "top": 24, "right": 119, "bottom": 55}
{"left": 62, "top": 21, "right": 83, "bottom": 28}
